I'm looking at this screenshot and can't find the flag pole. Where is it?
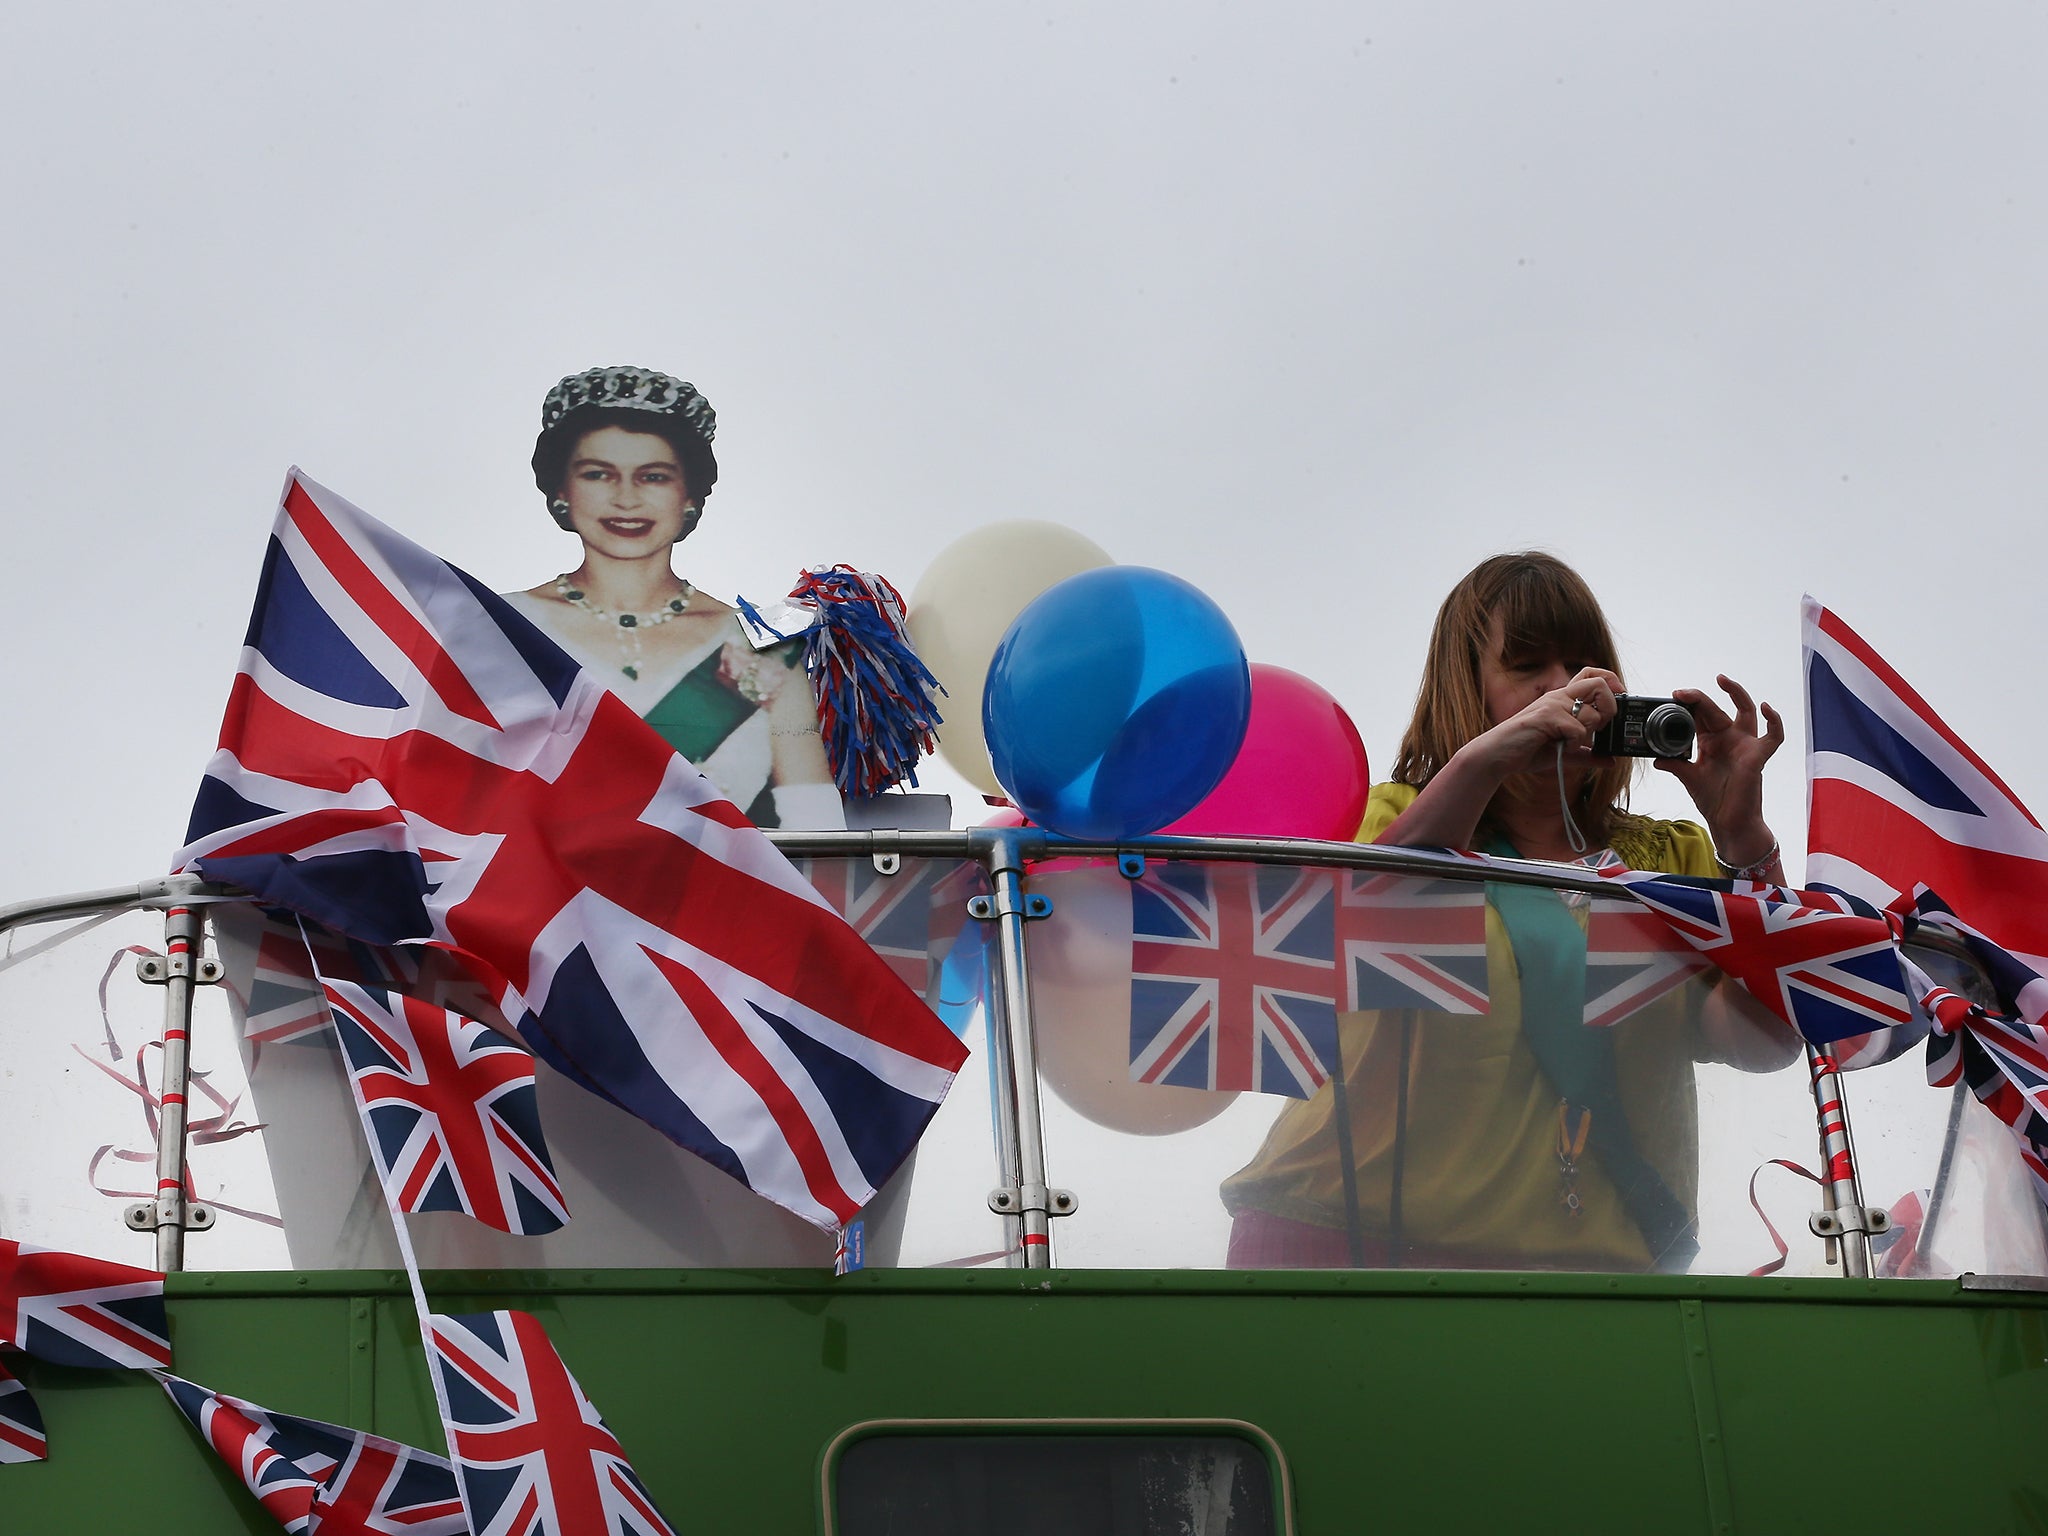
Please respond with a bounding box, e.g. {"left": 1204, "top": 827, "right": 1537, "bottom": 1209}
{"left": 1805, "top": 1046, "right": 1874, "bottom": 1277}
{"left": 1916, "top": 1079, "right": 1969, "bottom": 1271}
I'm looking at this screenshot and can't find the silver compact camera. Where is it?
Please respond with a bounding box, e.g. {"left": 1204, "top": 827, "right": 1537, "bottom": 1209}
{"left": 1589, "top": 695, "right": 1695, "bottom": 759}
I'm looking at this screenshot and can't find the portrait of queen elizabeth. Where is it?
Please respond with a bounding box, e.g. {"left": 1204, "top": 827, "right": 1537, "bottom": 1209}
{"left": 499, "top": 365, "right": 846, "bottom": 830}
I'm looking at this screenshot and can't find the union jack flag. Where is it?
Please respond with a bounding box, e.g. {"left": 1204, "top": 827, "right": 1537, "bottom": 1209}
{"left": 322, "top": 975, "right": 568, "bottom": 1235}
{"left": 795, "top": 855, "right": 943, "bottom": 996}
{"left": 1129, "top": 863, "right": 1340, "bottom": 1098}
{"left": 1618, "top": 877, "right": 1911, "bottom": 1047}
{"left": 157, "top": 1374, "right": 467, "bottom": 1536}
{"left": 0, "top": 1355, "right": 46, "bottom": 1464}
{"left": 216, "top": 908, "right": 414, "bottom": 1051}
{"left": 174, "top": 471, "right": 966, "bottom": 1230}
{"left": 1804, "top": 596, "right": 2048, "bottom": 981}
{"left": 0, "top": 1241, "right": 170, "bottom": 1371}
{"left": 427, "top": 1309, "right": 680, "bottom": 1536}
{"left": 1602, "top": 865, "right": 1924, "bottom": 1068}
{"left": 1900, "top": 890, "right": 2048, "bottom": 1205}
{"left": 1917, "top": 982, "right": 2048, "bottom": 1204}
{"left": 307, "top": 1429, "right": 469, "bottom": 1535}
{"left": 1582, "top": 895, "right": 1709, "bottom": 1028}
{"left": 1334, "top": 871, "right": 1490, "bottom": 1014}
{"left": 1871, "top": 1186, "right": 1941, "bottom": 1278}
{"left": 159, "top": 1374, "right": 323, "bottom": 1533}
{"left": 234, "top": 917, "right": 343, "bottom": 1047}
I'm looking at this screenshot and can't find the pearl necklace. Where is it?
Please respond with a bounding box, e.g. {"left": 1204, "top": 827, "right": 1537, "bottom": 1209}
{"left": 554, "top": 576, "right": 693, "bottom": 681}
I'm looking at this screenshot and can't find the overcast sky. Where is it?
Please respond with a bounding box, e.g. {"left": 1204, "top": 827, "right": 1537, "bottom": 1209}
{"left": 7, "top": 2, "right": 2048, "bottom": 901}
{"left": 5, "top": 4, "right": 2046, "bottom": 1264}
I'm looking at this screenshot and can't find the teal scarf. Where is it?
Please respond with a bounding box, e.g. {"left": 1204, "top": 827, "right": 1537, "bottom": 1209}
{"left": 1481, "top": 836, "right": 1698, "bottom": 1271}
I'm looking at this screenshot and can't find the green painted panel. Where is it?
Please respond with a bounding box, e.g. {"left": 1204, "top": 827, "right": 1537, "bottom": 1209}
{"left": 4, "top": 1272, "right": 2043, "bottom": 1535}
{"left": 1702, "top": 1299, "right": 2048, "bottom": 1536}
{"left": 7, "top": 1363, "right": 284, "bottom": 1535}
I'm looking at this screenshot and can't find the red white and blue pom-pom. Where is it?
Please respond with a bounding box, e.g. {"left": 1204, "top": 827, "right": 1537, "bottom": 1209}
{"left": 782, "top": 566, "right": 945, "bottom": 798}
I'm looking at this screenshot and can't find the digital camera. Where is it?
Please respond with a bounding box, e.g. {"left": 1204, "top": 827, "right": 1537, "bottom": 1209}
{"left": 1589, "top": 695, "right": 1695, "bottom": 759}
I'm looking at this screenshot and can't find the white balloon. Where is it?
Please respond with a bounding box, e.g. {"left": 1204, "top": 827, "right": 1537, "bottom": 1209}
{"left": 908, "top": 520, "right": 1112, "bottom": 796}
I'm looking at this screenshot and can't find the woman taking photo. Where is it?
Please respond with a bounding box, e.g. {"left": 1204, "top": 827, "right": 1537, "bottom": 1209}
{"left": 1222, "top": 551, "right": 1798, "bottom": 1273}
{"left": 502, "top": 366, "right": 844, "bottom": 830}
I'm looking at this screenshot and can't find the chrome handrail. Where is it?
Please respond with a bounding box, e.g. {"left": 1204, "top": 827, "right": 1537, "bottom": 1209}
{"left": 0, "top": 874, "right": 233, "bottom": 939}
{"left": 761, "top": 828, "right": 1622, "bottom": 893}
{"left": 9, "top": 834, "right": 1970, "bottom": 1277}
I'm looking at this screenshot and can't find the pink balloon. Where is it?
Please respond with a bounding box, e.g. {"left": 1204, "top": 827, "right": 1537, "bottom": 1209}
{"left": 1159, "top": 664, "right": 1370, "bottom": 840}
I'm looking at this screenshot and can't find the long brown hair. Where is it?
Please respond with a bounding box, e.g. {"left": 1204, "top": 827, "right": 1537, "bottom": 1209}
{"left": 1391, "top": 552, "right": 1634, "bottom": 846}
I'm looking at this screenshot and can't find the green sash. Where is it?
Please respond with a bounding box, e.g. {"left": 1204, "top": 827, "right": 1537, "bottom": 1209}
{"left": 1481, "top": 836, "right": 1698, "bottom": 1270}
{"left": 640, "top": 645, "right": 802, "bottom": 827}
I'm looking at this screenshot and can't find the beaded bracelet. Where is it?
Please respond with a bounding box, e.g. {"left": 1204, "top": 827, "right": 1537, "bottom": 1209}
{"left": 1715, "top": 837, "right": 1781, "bottom": 879}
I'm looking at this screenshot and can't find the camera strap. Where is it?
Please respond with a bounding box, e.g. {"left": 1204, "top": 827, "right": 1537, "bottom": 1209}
{"left": 1554, "top": 742, "right": 1589, "bottom": 855}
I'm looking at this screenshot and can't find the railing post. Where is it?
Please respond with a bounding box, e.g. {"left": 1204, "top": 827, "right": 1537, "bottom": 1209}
{"left": 979, "top": 828, "right": 1060, "bottom": 1269}
{"left": 144, "top": 905, "right": 208, "bottom": 1271}
{"left": 1806, "top": 1045, "right": 1874, "bottom": 1277}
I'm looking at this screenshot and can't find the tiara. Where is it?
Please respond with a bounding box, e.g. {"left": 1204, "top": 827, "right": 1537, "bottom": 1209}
{"left": 539, "top": 366, "right": 717, "bottom": 443}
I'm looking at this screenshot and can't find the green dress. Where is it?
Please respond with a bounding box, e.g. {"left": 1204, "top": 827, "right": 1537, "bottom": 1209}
{"left": 641, "top": 640, "right": 806, "bottom": 826}
{"left": 499, "top": 593, "right": 811, "bottom": 828}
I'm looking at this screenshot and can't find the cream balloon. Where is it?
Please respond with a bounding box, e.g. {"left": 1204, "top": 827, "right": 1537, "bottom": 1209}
{"left": 1027, "top": 863, "right": 1238, "bottom": 1136}
{"left": 908, "top": 520, "right": 1112, "bottom": 796}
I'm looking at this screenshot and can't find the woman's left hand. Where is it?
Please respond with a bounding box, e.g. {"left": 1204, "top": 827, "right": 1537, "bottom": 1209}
{"left": 1659, "top": 674, "right": 1783, "bottom": 865}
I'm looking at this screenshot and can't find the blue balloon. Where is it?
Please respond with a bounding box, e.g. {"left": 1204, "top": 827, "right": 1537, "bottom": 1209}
{"left": 983, "top": 567, "right": 1251, "bottom": 839}
{"left": 932, "top": 923, "right": 989, "bottom": 1039}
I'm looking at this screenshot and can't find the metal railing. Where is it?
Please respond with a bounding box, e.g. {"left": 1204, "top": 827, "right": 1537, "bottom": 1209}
{"left": 0, "top": 832, "right": 1914, "bottom": 1276}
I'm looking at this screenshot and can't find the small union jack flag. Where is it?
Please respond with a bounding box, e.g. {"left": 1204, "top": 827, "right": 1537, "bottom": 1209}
{"left": 218, "top": 904, "right": 507, "bottom": 1054}
{"left": 1603, "top": 862, "right": 1924, "bottom": 1067}
{"left": 157, "top": 1373, "right": 468, "bottom": 1535}
{"left": 1903, "top": 887, "right": 2048, "bottom": 1026}
{"left": 1582, "top": 895, "right": 1709, "bottom": 1028}
{"left": 0, "top": 1354, "right": 47, "bottom": 1464}
{"left": 1129, "top": 864, "right": 1340, "bottom": 1098}
{"left": 428, "top": 1309, "right": 680, "bottom": 1536}
{"left": 309, "top": 1428, "right": 469, "bottom": 1534}
{"left": 230, "top": 915, "right": 357, "bottom": 1047}
{"left": 159, "top": 1374, "right": 323, "bottom": 1533}
{"left": 1897, "top": 889, "right": 2048, "bottom": 1206}
{"left": 795, "top": 856, "right": 943, "bottom": 996}
{"left": 1918, "top": 981, "right": 2048, "bottom": 1204}
{"left": 1334, "top": 871, "right": 1490, "bottom": 1014}
{"left": 1618, "top": 877, "right": 1911, "bottom": 1046}
{"left": 322, "top": 977, "right": 569, "bottom": 1235}
{"left": 833, "top": 1218, "right": 866, "bottom": 1276}
{"left": 0, "top": 1242, "right": 170, "bottom": 1371}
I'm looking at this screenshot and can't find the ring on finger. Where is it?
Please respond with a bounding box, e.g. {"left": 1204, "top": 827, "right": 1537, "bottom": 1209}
{"left": 1569, "top": 697, "right": 1585, "bottom": 718}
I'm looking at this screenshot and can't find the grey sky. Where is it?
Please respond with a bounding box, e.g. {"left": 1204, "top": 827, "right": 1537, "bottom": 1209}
{"left": 11, "top": 5, "right": 2048, "bottom": 898}
{"left": 12, "top": 4, "right": 2047, "bottom": 900}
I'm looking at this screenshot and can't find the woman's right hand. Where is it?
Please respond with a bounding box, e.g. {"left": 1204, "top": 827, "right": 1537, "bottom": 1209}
{"left": 1374, "top": 664, "right": 1621, "bottom": 852}
{"left": 1472, "top": 665, "right": 1622, "bottom": 779}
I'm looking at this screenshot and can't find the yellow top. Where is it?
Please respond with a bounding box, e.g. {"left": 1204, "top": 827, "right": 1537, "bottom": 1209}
{"left": 1219, "top": 782, "right": 1721, "bottom": 1271}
